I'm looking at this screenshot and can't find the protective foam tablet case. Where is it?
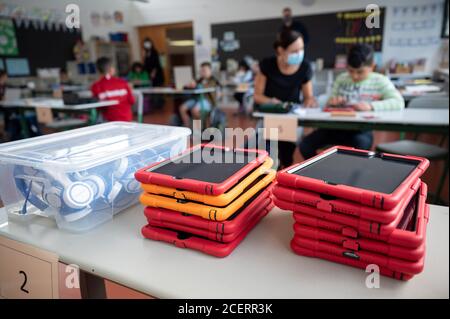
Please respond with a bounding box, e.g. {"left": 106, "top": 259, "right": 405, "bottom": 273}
{"left": 277, "top": 146, "right": 429, "bottom": 210}
{"left": 293, "top": 223, "right": 425, "bottom": 262}
{"left": 148, "top": 202, "right": 274, "bottom": 243}
{"left": 290, "top": 241, "right": 413, "bottom": 281}
{"left": 292, "top": 235, "right": 425, "bottom": 275}
{"left": 141, "top": 202, "right": 267, "bottom": 257}
{"left": 275, "top": 195, "right": 414, "bottom": 239}
{"left": 135, "top": 144, "right": 268, "bottom": 195}
{"left": 291, "top": 183, "right": 429, "bottom": 248}
{"left": 144, "top": 187, "right": 272, "bottom": 235}
{"left": 140, "top": 171, "right": 275, "bottom": 221}
{"left": 141, "top": 157, "right": 274, "bottom": 206}
{"left": 273, "top": 178, "right": 420, "bottom": 225}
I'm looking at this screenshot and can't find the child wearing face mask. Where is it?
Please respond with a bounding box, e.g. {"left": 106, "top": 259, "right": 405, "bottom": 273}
{"left": 253, "top": 29, "right": 316, "bottom": 169}
{"left": 299, "top": 44, "right": 404, "bottom": 159}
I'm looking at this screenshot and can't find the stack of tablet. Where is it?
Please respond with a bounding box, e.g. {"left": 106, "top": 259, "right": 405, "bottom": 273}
{"left": 273, "top": 146, "right": 430, "bottom": 280}
{"left": 135, "top": 144, "right": 276, "bottom": 257}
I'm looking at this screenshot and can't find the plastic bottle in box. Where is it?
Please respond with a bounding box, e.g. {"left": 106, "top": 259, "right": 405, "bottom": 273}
{"left": 0, "top": 122, "right": 191, "bottom": 232}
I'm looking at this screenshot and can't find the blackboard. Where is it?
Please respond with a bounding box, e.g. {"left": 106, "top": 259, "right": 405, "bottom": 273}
{"left": 0, "top": 18, "right": 82, "bottom": 76}
{"left": 211, "top": 7, "right": 385, "bottom": 68}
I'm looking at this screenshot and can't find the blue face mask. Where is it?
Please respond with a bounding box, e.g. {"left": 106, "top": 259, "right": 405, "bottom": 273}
{"left": 287, "top": 50, "right": 304, "bottom": 66}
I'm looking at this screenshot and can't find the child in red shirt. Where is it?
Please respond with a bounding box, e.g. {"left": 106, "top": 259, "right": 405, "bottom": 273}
{"left": 91, "top": 57, "right": 135, "bottom": 122}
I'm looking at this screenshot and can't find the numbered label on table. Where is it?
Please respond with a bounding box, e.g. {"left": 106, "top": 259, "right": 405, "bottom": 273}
{"left": 0, "top": 236, "right": 59, "bottom": 299}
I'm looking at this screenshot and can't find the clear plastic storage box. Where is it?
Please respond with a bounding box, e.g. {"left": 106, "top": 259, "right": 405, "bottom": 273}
{"left": 0, "top": 122, "right": 191, "bottom": 232}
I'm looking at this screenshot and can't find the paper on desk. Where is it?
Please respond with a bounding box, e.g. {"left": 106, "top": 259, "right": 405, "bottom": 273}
{"left": 292, "top": 107, "right": 321, "bottom": 116}
{"left": 404, "top": 85, "right": 441, "bottom": 93}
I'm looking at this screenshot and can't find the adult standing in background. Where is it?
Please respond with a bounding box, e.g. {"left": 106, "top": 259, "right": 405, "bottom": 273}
{"left": 142, "top": 37, "right": 165, "bottom": 110}
{"left": 254, "top": 29, "right": 316, "bottom": 169}
{"left": 280, "top": 7, "right": 310, "bottom": 47}
{"left": 142, "top": 37, "right": 164, "bottom": 87}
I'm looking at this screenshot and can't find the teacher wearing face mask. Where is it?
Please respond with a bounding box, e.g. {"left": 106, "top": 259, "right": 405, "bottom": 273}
{"left": 142, "top": 37, "right": 164, "bottom": 87}
{"left": 254, "top": 28, "right": 316, "bottom": 169}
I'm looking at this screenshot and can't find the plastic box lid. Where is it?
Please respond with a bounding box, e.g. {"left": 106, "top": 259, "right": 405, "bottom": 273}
{"left": 0, "top": 122, "right": 191, "bottom": 171}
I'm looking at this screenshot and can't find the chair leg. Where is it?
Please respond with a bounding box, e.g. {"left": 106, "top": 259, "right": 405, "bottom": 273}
{"left": 434, "top": 157, "right": 449, "bottom": 205}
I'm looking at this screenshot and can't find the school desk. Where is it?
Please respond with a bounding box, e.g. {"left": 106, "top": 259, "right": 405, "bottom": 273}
{"left": 253, "top": 108, "right": 449, "bottom": 135}
{"left": 0, "top": 204, "right": 447, "bottom": 298}
{"left": 0, "top": 98, "right": 118, "bottom": 138}
{"left": 135, "top": 87, "right": 217, "bottom": 125}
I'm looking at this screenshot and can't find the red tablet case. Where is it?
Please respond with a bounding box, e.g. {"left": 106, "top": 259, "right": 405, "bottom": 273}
{"left": 293, "top": 223, "right": 425, "bottom": 262}
{"left": 276, "top": 197, "right": 401, "bottom": 238}
{"left": 148, "top": 202, "right": 274, "bottom": 243}
{"left": 292, "top": 235, "right": 425, "bottom": 275}
{"left": 290, "top": 183, "right": 429, "bottom": 248}
{"left": 135, "top": 144, "right": 268, "bottom": 195}
{"left": 290, "top": 241, "right": 413, "bottom": 281}
{"left": 272, "top": 178, "right": 421, "bottom": 224}
{"left": 141, "top": 202, "right": 268, "bottom": 257}
{"left": 276, "top": 146, "right": 429, "bottom": 210}
{"left": 144, "top": 188, "right": 272, "bottom": 235}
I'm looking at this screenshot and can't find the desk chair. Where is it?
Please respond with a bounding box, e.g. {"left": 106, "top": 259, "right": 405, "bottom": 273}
{"left": 376, "top": 96, "right": 449, "bottom": 204}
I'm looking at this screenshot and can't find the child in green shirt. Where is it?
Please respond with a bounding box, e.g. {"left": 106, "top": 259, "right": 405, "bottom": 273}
{"left": 299, "top": 44, "right": 404, "bottom": 159}
{"left": 128, "top": 62, "right": 151, "bottom": 87}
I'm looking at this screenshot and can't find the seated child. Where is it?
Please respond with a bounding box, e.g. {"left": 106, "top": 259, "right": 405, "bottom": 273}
{"left": 179, "top": 62, "right": 220, "bottom": 127}
{"left": 299, "top": 44, "right": 404, "bottom": 159}
{"left": 91, "top": 57, "right": 135, "bottom": 122}
{"left": 233, "top": 60, "right": 253, "bottom": 115}
{"left": 128, "top": 62, "right": 151, "bottom": 87}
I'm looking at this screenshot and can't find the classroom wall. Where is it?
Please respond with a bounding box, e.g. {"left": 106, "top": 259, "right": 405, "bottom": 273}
{"left": 0, "top": 0, "right": 140, "bottom": 62}
{"left": 130, "top": 0, "right": 445, "bottom": 74}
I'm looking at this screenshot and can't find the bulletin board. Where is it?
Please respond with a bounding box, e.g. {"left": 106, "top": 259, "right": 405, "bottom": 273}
{"left": 382, "top": 1, "right": 445, "bottom": 71}
{"left": 211, "top": 7, "right": 385, "bottom": 68}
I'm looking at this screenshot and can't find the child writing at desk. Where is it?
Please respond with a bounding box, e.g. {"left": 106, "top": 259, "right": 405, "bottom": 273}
{"left": 299, "top": 43, "right": 404, "bottom": 159}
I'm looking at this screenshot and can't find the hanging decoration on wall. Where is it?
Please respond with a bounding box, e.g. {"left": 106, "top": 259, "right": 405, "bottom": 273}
{"left": 220, "top": 31, "right": 240, "bottom": 52}
{"left": 90, "top": 11, "right": 101, "bottom": 27}
{"left": 113, "top": 11, "right": 124, "bottom": 24}
{"left": 0, "top": 18, "right": 18, "bottom": 55}
{"left": 102, "top": 11, "right": 113, "bottom": 26}
{"left": 0, "top": 2, "right": 73, "bottom": 32}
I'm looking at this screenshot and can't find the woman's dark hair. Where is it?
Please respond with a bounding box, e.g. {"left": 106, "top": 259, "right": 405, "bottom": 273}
{"left": 274, "top": 28, "right": 303, "bottom": 50}
{"left": 143, "top": 37, "right": 159, "bottom": 55}
{"left": 131, "top": 62, "right": 143, "bottom": 72}
{"left": 239, "top": 60, "right": 250, "bottom": 71}
{"left": 347, "top": 44, "right": 374, "bottom": 68}
{"left": 0, "top": 70, "right": 8, "bottom": 78}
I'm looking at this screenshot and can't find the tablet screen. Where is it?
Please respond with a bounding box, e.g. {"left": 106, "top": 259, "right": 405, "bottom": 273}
{"left": 148, "top": 146, "right": 257, "bottom": 184}
{"left": 289, "top": 149, "right": 420, "bottom": 194}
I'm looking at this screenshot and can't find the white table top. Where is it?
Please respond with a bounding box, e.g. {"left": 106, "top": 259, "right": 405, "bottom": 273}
{"left": 253, "top": 108, "right": 449, "bottom": 127}
{"left": 136, "top": 87, "right": 216, "bottom": 95}
{"left": 0, "top": 204, "right": 448, "bottom": 299}
{"left": 0, "top": 98, "right": 117, "bottom": 110}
